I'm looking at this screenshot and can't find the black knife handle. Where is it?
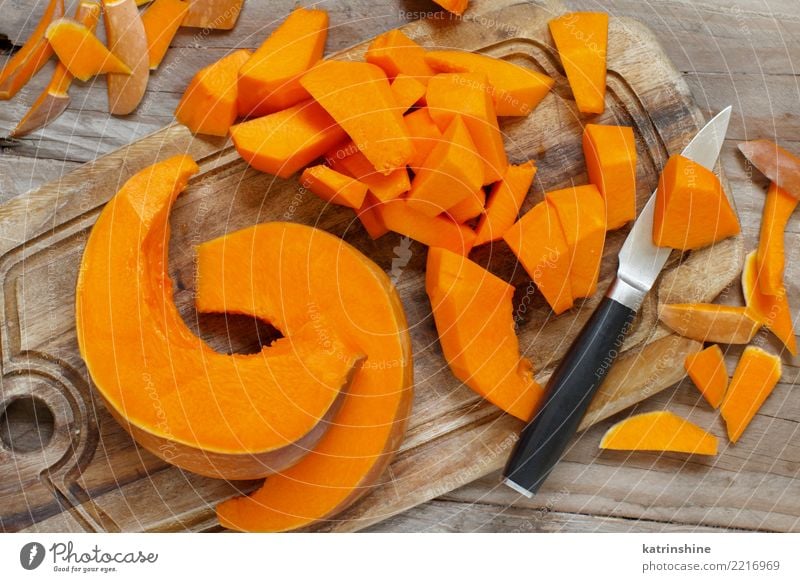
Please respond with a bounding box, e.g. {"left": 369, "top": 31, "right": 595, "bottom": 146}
{"left": 502, "top": 290, "right": 637, "bottom": 496}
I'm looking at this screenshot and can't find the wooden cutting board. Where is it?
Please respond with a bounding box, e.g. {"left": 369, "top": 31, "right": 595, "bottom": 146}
{"left": 1, "top": 0, "right": 743, "bottom": 533}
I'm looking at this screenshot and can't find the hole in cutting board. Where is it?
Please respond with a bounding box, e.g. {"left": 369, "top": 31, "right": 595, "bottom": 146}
{"left": 0, "top": 396, "right": 55, "bottom": 453}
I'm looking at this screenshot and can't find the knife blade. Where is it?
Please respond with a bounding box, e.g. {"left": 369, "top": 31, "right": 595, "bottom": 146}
{"left": 502, "top": 106, "right": 733, "bottom": 497}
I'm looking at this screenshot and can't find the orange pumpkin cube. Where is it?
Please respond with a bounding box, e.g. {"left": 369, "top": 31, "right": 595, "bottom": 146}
{"left": 583, "top": 123, "right": 637, "bottom": 230}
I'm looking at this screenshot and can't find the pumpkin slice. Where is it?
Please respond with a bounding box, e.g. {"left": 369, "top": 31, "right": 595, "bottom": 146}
{"left": 549, "top": 12, "right": 608, "bottom": 115}
{"left": 197, "top": 223, "right": 412, "bottom": 532}
{"left": 0, "top": 0, "right": 64, "bottom": 100}
{"left": 738, "top": 140, "right": 800, "bottom": 199}
{"left": 503, "top": 200, "right": 573, "bottom": 314}
{"left": 426, "top": 72, "right": 508, "bottom": 184}
{"left": 300, "top": 60, "right": 413, "bottom": 175}
{"left": 600, "top": 411, "right": 718, "bottom": 455}
{"left": 424, "top": 50, "right": 554, "bottom": 116}
{"left": 230, "top": 100, "right": 347, "bottom": 178}
{"left": 365, "top": 29, "right": 434, "bottom": 80}
{"left": 104, "top": 0, "right": 150, "bottom": 115}
{"left": 742, "top": 251, "right": 797, "bottom": 355}
{"left": 45, "top": 18, "right": 130, "bottom": 81}
{"left": 756, "top": 182, "right": 798, "bottom": 296}
{"left": 406, "top": 115, "right": 484, "bottom": 216}
{"left": 377, "top": 199, "right": 476, "bottom": 255}
{"left": 474, "top": 161, "right": 536, "bottom": 246}
{"left": 721, "top": 346, "right": 782, "bottom": 443}
{"left": 653, "top": 154, "right": 740, "bottom": 250}
{"left": 301, "top": 164, "right": 368, "bottom": 209}
{"left": 426, "top": 248, "right": 544, "bottom": 421}
{"left": 546, "top": 184, "right": 607, "bottom": 299}
{"left": 658, "top": 303, "right": 761, "bottom": 344}
{"left": 175, "top": 49, "right": 251, "bottom": 137}
{"left": 433, "top": 0, "right": 468, "bottom": 16}
{"left": 76, "top": 156, "right": 363, "bottom": 480}
{"left": 404, "top": 108, "right": 444, "bottom": 172}
{"left": 583, "top": 123, "right": 637, "bottom": 230}
{"left": 356, "top": 193, "right": 389, "bottom": 240}
{"left": 326, "top": 143, "right": 410, "bottom": 202}
{"left": 141, "top": 0, "right": 189, "bottom": 70}
{"left": 684, "top": 345, "right": 728, "bottom": 409}
{"left": 237, "top": 7, "right": 327, "bottom": 117}
{"left": 390, "top": 74, "right": 426, "bottom": 112}
{"left": 181, "top": 0, "right": 243, "bottom": 30}
{"left": 447, "top": 189, "right": 485, "bottom": 224}
{"left": 10, "top": 1, "right": 101, "bottom": 138}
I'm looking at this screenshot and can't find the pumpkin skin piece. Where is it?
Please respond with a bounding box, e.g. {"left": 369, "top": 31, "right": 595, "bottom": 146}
{"left": 45, "top": 18, "right": 132, "bottom": 81}
{"left": 76, "top": 155, "right": 364, "bottom": 480}
{"left": 300, "top": 60, "right": 414, "bottom": 175}
{"left": 424, "top": 50, "right": 554, "bottom": 116}
{"left": 365, "top": 29, "right": 434, "bottom": 80}
{"left": 175, "top": 49, "right": 251, "bottom": 136}
{"left": 474, "top": 161, "right": 536, "bottom": 246}
{"left": 548, "top": 12, "right": 608, "bottom": 115}
{"left": 104, "top": 0, "right": 150, "bottom": 115}
{"left": 426, "top": 248, "right": 544, "bottom": 421}
{"left": 721, "top": 346, "right": 782, "bottom": 443}
{"left": 652, "top": 154, "right": 740, "bottom": 250}
{"left": 600, "top": 411, "right": 718, "bottom": 455}
{"left": 756, "top": 182, "right": 798, "bottom": 296}
{"left": 742, "top": 251, "right": 797, "bottom": 355}
{"left": 658, "top": 303, "right": 761, "bottom": 344}
{"left": 196, "top": 223, "right": 413, "bottom": 533}
{"left": 503, "top": 200, "right": 573, "bottom": 314}
{"left": 237, "top": 7, "right": 328, "bottom": 117}
{"left": 545, "top": 184, "right": 607, "bottom": 299}
{"left": 583, "top": 123, "right": 637, "bottom": 230}
{"left": 684, "top": 345, "right": 728, "bottom": 409}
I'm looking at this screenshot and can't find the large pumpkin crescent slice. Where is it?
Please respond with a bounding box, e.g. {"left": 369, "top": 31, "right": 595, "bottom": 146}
{"left": 196, "top": 223, "right": 413, "bottom": 532}
{"left": 76, "top": 155, "right": 363, "bottom": 480}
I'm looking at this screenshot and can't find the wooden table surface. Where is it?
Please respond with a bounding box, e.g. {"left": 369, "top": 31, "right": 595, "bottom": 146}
{"left": 2, "top": 0, "right": 799, "bottom": 533}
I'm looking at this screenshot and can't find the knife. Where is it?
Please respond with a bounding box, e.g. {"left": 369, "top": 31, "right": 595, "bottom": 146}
{"left": 502, "top": 106, "right": 733, "bottom": 497}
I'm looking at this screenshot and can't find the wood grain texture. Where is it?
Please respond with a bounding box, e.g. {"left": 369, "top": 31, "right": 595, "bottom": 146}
{"left": 0, "top": 0, "right": 797, "bottom": 533}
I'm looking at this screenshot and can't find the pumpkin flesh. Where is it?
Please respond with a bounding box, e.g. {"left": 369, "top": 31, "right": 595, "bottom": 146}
{"left": 45, "top": 18, "right": 132, "bottom": 81}
{"left": 658, "top": 303, "right": 761, "bottom": 344}
{"left": 583, "top": 123, "right": 637, "bottom": 230}
{"left": 600, "top": 411, "right": 718, "bottom": 455}
{"left": 684, "top": 345, "right": 728, "bottom": 409}
{"left": 474, "top": 161, "right": 536, "bottom": 246}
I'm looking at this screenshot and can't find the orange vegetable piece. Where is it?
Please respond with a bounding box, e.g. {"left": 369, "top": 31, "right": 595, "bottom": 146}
{"left": 433, "top": 0, "right": 468, "bottom": 16}
{"left": 365, "top": 29, "right": 434, "bottom": 80}
{"left": 404, "top": 108, "right": 444, "bottom": 172}
{"left": 0, "top": 0, "right": 64, "bottom": 100}
{"left": 45, "top": 18, "right": 131, "bottom": 81}
{"left": 653, "top": 154, "right": 740, "bottom": 250}
{"left": 237, "top": 7, "right": 328, "bottom": 117}
{"left": 426, "top": 72, "right": 508, "bottom": 184}
{"left": 377, "top": 199, "right": 476, "bottom": 255}
{"left": 684, "top": 345, "right": 728, "bottom": 409}
{"left": 198, "top": 223, "right": 413, "bottom": 532}
{"left": 738, "top": 139, "right": 800, "bottom": 200}
{"left": 721, "top": 346, "right": 782, "bottom": 443}
{"left": 327, "top": 142, "right": 410, "bottom": 202}
{"left": 10, "top": 1, "right": 101, "bottom": 138}
{"left": 181, "top": 0, "right": 243, "bottom": 30}
{"left": 548, "top": 12, "right": 608, "bottom": 115}
{"left": 175, "top": 49, "right": 251, "bottom": 136}
{"left": 301, "top": 164, "right": 368, "bottom": 209}
{"left": 104, "top": 0, "right": 150, "bottom": 115}
{"left": 230, "top": 100, "right": 347, "bottom": 178}
{"left": 742, "top": 251, "right": 797, "bottom": 355}
{"left": 756, "top": 182, "right": 798, "bottom": 296}
{"left": 390, "top": 73, "right": 426, "bottom": 112}
{"left": 426, "top": 248, "right": 544, "bottom": 421}
{"left": 546, "top": 184, "right": 607, "bottom": 299}
{"left": 583, "top": 124, "right": 637, "bottom": 230}
{"left": 141, "top": 0, "right": 188, "bottom": 70}
{"left": 301, "top": 60, "right": 413, "bottom": 175}
{"left": 600, "top": 411, "right": 718, "bottom": 455}
{"left": 658, "top": 303, "right": 761, "bottom": 344}
{"left": 474, "top": 161, "right": 536, "bottom": 246}
{"left": 76, "top": 156, "right": 363, "bottom": 479}
{"left": 406, "top": 115, "right": 484, "bottom": 216}
{"left": 356, "top": 193, "right": 389, "bottom": 240}
{"left": 424, "top": 50, "right": 554, "bottom": 116}
{"left": 503, "top": 201, "right": 573, "bottom": 314}
{"left": 447, "top": 189, "right": 485, "bottom": 223}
